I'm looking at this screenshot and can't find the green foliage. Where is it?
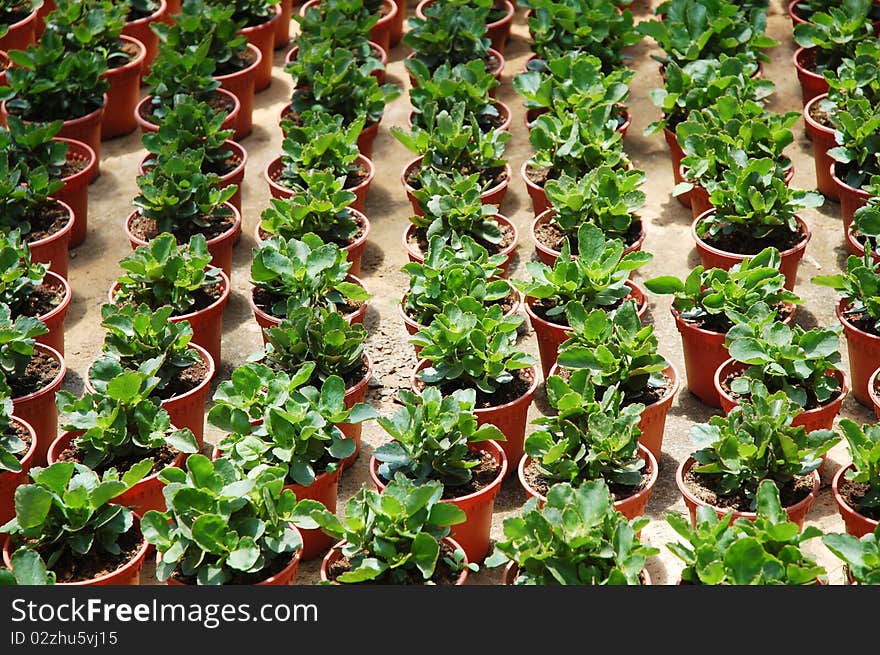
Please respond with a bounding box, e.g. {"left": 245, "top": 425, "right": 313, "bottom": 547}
{"left": 837, "top": 419, "right": 880, "bottom": 509}
{"left": 827, "top": 96, "right": 880, "bottom": 190}
{"left": 0, "top": 116, "right": 69, "bottom": 181}
{"left": 407, "top": 59, "right": 500, "bottom": 132}
{"left": 485, "top": 480, "right": 657, "bottom": 585}
{"left": 403, "top": 0, "right": 491, "bottom": 71}
{"left": 142, "top": 40, "right": 221, "bottom": 122}
{"left": 0, "top": 302, "right": 48, "bottom": 398}
{"left": 0, "top": 154, "right": 63, "bottom": 237}
{"left": 278, "top": 111, "right": 363, "bottom": 190}
{"left": 0, "top": 229, "right": 50, "bottom": 318}
{"left": 0, "top": 549, "right": 56, "bottom": 585}
{"left": 222, "top": 0, "right": 277, "bottom": 24}
{"left": 814, "top": 248, "right": 880, "bottom": 333}
{"left": 45, "top": 0, "right": 129, "bottom": 67}
{"left": 823, "top": 525, "right": 880, "bottom": 585}
{"left": 793, "top": 0, "right": 876, "bottom": 74}
{"left": 0, "top": 396, "right": 25, "bottom": 474}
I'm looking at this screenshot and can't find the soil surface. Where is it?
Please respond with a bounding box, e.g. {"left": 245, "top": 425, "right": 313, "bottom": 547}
{"left": 36, "top": 528, "right": 144, "bottom": 584}
{"left": 128, "top": 209, "right": 236, "bottom": 243}
{"left": 57, "top": 442, "right": 179, "bottom": 478}
{"left": 160, "top": 358, "right": 210, "bottom": 400}
{"left": 535, "top": 218, "right": 643, "bottom": 254}
{"left": 523, "top": 458, "right": 650, "bottom": 500}
{"left": 684, "top": 468, "right": 816, "bottom": 513}
{"left": 252, "top": 287, "right": 364, "bottom": 319}
{"left": 327, "top": 541, "right": 463, "bottom": 584}
{"left": 14, "top": 283, "right": 64, "bottom": 320}
{"left": 171, "top": 551, "right": 296, "bottom": 585}
{"left": 837, "top": 478, "right": 880, "bottom": 521}
{"left": 700, "top": 221, "right": 807, "bottom": 257}
{"left": 24, "top": 201, "right": 70, "bottom": 242}
{"left": 407, "top": 221, "right": 515, "bottom": 256}
{"left": 9, "top": 351, "right": 60, "bottom": 399}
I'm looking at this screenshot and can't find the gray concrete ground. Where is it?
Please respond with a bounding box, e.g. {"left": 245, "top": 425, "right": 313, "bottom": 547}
{"left": 63, "top": 0, "right": 864, "bottom": 584}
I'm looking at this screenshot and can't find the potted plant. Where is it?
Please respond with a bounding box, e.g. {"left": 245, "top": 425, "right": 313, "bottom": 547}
{"left": 823, "top": 525, "right": 880, "bottom": 584}
{"left": 212, "top": 373, "right": 376, "bottom": 560}
{"left": 127, "top": 150, "right": 241, "bottom": 278}
{"left": 122, "top": 0, "right": 167, "bottom": 76}
{"left": 847, "top": 191, "right": 880, "bottom": 259}
{"left": 392, "top": 104, "right": 511, "bottom": 213}
{"left": 222, "top": 0, "right": 280, "bottom": 91}
{"left": 140, "top": 96, "right": 245, "bottom": 212}
{"left": 0, "top": 461, "right": 150, "bottom": 585}
{"left": 310, "top": 475, "right": 474, "bottom": 584}
{"left": 832, "top": 419, "right": 880, "bottom": 537}
{"left": 644, "top": 247, "right": 801, "bottom": 406}
{"left": 485, "top": 480, "right": 658, "bottom": 585}
{"left": 369, "top": 386, "right": 507, "bottom": 562}
{"left": 666, "top": 480, "right": 827, "bottom": 584}
{"left": 152, "top": 0, "right": 260, "bottom": 138}
{"left": 142, "top": 456, "right": 321, "bottom": 585}
{"left": 531, "top": 166, "right": 646, "bottom": 266}
{"left": 515, "top": 224, "right": 651, "bottom": 378}
{"left": 789, "top": 0, "right": 880, "bottom": 26}
{"left": 256, "top": 172, "right": 370, "bottom": 275}
{"left": 44, "top": 0, "right": 146, "bottom": 139}
{"left": 410, "top": 300, "right": 537, "bottom": 472}
{"left": 299, "top": 0, "right": 396, "bottom": 54}
{"left": 0, "top": 396, "right": 36, "bottom": 525}
{"left": 414, "top": 0, "right": 513, "bottom": 54}
{"left": 85, "top": 303, "right": 214, "bottom": 446}
{"left": 110, "top": 234, "right": 230, "bottom": 367}
{"left": 716, "top": 306, "right": 847, "bottom": 432}
{"left": 828, "top": 95, "right": 880, "bottom": 223}
{"left": 690, "top": 158, "right": 823, "bottom": 290}
{"left": 554, "top": 301, "right": 678, "bottom": 461}
{"left": 675, "top": 384, "right": 838, "bottom": 528}
{"left": 265, "top": 110, "right": 373, "bottom": 212}
{"left": 249, "top": 233, "right": 370, "bottom": 335}
{"left": 402, "top": 170, "right": 518, "bottom": 275}
{"left": 49, "top": 369, "right": 199, "bottom": 514}
{"left": 0, "top": 29, "right": 108, "bottom": 159}
{"left": 0, "top": 0, "right": 41, "bottom": 51}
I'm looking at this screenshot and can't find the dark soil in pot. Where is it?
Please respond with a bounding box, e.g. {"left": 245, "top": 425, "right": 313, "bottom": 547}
{"left": 251, "top": 288, "right": 365, "bottom": 320}
{"left": 701, "top": 222, "right": 807, "bottom": 256}
{"left": 406, "top": 221, "right": 515, "bottom": 257}
{"left": 377, "top": 451, "right": 500, "bottom": 500}
{"left": 257, "top": 212, "right": 367, "bottom": 249}
{"left": 115, "top": 281, "right": 223, "bottom": 315}
{"left": 326, "top": 541, "right": 462, "bottom": 584}
{"left": 26, "top": 526, "right": 144, "bottom": 584}
{"left": 535, "top": 219, "right": 643, "bottom": 254}
{"left": 522, "top": 458, "right": 651, "bottom": 501}
{"left": 157, "top": 358, "right": 210, "bottom": 400}
{"left": 56, "top": 442, "right": 180, "bottom": 478}
{"left": 414, "top": 367, "right": 533, "bottom": 410}
{"left": 140, "top": 92, "right": 235, "bottom": 125}
{"left": 720, "top": 367, "right": 832, "bottom": 411}
{"left": 554, "top": 366, "right": 673, "bottom": 410}
{"left": 8, "top": 351, "right": 61, "bottom": 398}
{"left": 837, "top": 478, "right": 880, "bottom": 522}
{"left": 683, "top": 468, "right": 816, "bottom": 512}
{"left": 128, "top": 211, "right": 237, "bottom": 244}
{"left": 21, "top": 201, "right": 70, "bottom": 242}
{"left": 404, "top": 162, "right": 507, "bottom": 195}
{"left": 12, "top": 283, "right": 64, "bottom": 319}
{"left": 171, "top": 551, "right": 296, "bottom": 585}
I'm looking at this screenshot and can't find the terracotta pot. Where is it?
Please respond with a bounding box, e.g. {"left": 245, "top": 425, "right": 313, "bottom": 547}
{"left": 411, "top": 99, "right": 510, "bottom": 133}
{"left": 320, "top": 536, "right": 470, "bottom": 584}
{"left": 26, "top": 198, "right": 73, "bottom": 279}
{"left": 521, "top": 159, "right": 550, "bottom": 215}
{"left": 403, "top": 156, "right": 511, "bottom": 216}
{"left": 685, "top": 161, "right": 795, "bottom": 221}
{"left": 264, "top": 154, "right": 374, "bottom": 213}
{"left": 138, "top": 140, "right": 247, "bottom": 213}
{"left": 299, "top": 0, "right": 396, "bottom": 53}
{"left": 240, "top": 6, "right": 280, "bottom": 91}
{"left": 405, "top": 47, "right": 505, "bottom": 96}
{"left": 357, "top": 116, "right": 381, "bottom": 159}
{"left": 287, "top": 466, "right": 341, "bottom": 561}
{"left": 868, "top": 367, "right": 880, "bottom": 419}
{"left": 338, "top": 353, "right": 373, "bottom": 471}
{"left": 399, "top": 279, "right": 522, "bottom": 356}
{"left": 122, "top": 0, "right": 167, "bottom": 77}
{"left": 390, "top": 0, "right": 404, "bottom": 45}
{"left": 275, "top": 0, "right": 293, "bottom": 48}
{"left": 33, "top": 0, "right": 52, "bottom": 37}
{"left": 124, "top": 203, "right": 242, "bottom": 280}
{"left": 253, "top": 211, "right": 370, "bottom": 276}
{"left": 846, "top": 223, "right": 880, "bottom": 259}
{"left": 0, "top": 4, "right": 40, "bottom": 51}
{"left": 530, "top": 210, "right": 645, "bottom": 267}
{"left": 109, "top": 269, "right": 230, "bottom": 367}
{"left": 502, "top": 560, "right": 652, "bottom": 585}
{"left": 525, "top": 280, "right": 649, "bottom": 379}
{"left": 675, "top": 456, "right": 820, "bottom": 529}
{"left": 215, "top": 43, "right": 261, "bottom": 140}
{"left": 793, "top": 47, "right": 828, "bottom": 107}
{"left": 803, "top": 93, "right": 838, "bottom": 199}
{"left": 0, "top": 417, "right": 38, "bottom": 525}
{"left": 524, "top": 106, "right": 632, "bottom": 140}
{"left": 837, "top": 298, "right": 880, "bottom": 407}
{"left": 787, "top": 0, "right": 809, "bottom": 27}
{"left": 85, "top": 343, "right": 214, "bottom": 448}
{"left": 415, "top": 0, "right": 514, "bottom": 53}
{"left": 518, "top": 444, "right": 658, "bottom": 520}
{"left": 55, "top": 137, "right": 97, "bottom": 248}
{"left": 0, "top": 50, "right": 8, "bottom": 89}
{"left": 48, "top": 431, "right": 187, "bottom": 516}
{"left": 411, "top": 360, "right": 539, "bottom": 478}
{"left": 401, "top": 215, "right": 518, "bottom": 278}
{"left": 166, "top": 0, "right": 181, "bottom": 15}
{"left": 284, "top": 41, "right": 387, "bottom": 84}
{"left": 165, "top": 536, "right": 302, "bottom": 585}
{"left": 691, "top": 211, "right": 810, "bottom": 291}
{"left": 101, "top": 35, "right": 146, "bottom": 140}
{"left": 369, "top": 440, "right": 507, "bottom": 562}
{"left": 714, "top": 358, "right": 847, "bottom": 434}
{"left": 11, "top": 343, "right": 65, "bottom": 467}
{"left": 664, "top": 125, "right": 691, "bottom": 207}
{"left": 135, "top": 89, "right": 241, "bottom": 137}
{"left": 2, "top": 517, "right": 150, "bottom": 585}
{"left": 831, "top": 162, "right": 873, "bottom": 235}
{"left": 832, "top": 463, "right": 880, "bottom": 538}
{"left": 31, "top": 271, "right": 71, "bottom": 357}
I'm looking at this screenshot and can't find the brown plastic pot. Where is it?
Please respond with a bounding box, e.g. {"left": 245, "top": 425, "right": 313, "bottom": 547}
{"left": 166, "top": 536, "right": 302, "bottom": 585}
{"left": 264, "top": 154, "right": 374, "bottom": 213}
{"left": 390, "top": 0, "right": 404, "bottom": 45}
{"left": 832, "top": 463, "right": 879, "bottom": 538}
{"left": 48, "top": 430, "right": 187, "bottom": 516}
{"left": 502, "top": 561, "right": 652, "bottom": 585}
{"left": 664, "top": 125, "right": 691, "bottom": 207}
{"left": 518, "top": 444, "right": 658, "bottom": 520}
{"left": 411, "top": 360, "right": 539, "bottom": 478}
{"left": 124, "top": 203, "right": 242, "bottom": 280}
{"left": 525, "top": 280, "right": 648, "bottom": 380}
{"left": 101, "top": 35, "right": 146, "bottom": 140}
{"left": 285, "top": 41, "right": 387, "bottom": 84}
{"left": 320, "top": 536, "right": 470, "bottom": 584}
{"left": 403, "top": 156, "right": 511, "bottom": 216}
{"left": 109, "top": 270, "right": 230, "bottom": 368}
{"left": 401, "top": 215, "right": 518, "bottom": 278}
{"left": 803, "top": 93, "right": 838, "bottom": 199}
{"left": 691, "top": 210, "right": 810, "bottom": 291}
{"left": 521, "top": 159, "right": 551, "bottom": 215}
{"left": 0, "top": 4, "right": 40, "bottom": 51}
{"left": 26, "top": 198, "right": 73, "bottom": 279}
{"left": 369, "top": 440, "right": 507, "bottom": 563}
{"left": 11, "top": 343, "right": 65, "bottom": 467}
{"left": 122, "top": 0, "right": 167, "bottom": 77}
{"left": 166, "top": 0, "right": 181, "bottom": 15}
{"left": 357, "top": 116, "right": 380, "bottom": 159}
{"left": 55, "top": 137, "right": 97, "bottom": 248}
{"left": 135, "top": 89, "right": 241, "bottom": 137}
{"left": 275, "top": 0, "right": 293, "bottom": 48}
{"left": 240, "top": 6, "right": 279, "bottom": 91}
{"left": 415, "top": 0, "right": 514, "bottom": 53}
{"left": 831, "top": 162, "right": 873, "bottom": 235}
{"left": 139, "top": 140, "right": 246, "bottom": 213}
{"left": 787, "top": 0, "right": 809, "bottom": 26}
{"left": 337, "top": 353, "right": 373, "bottom": 471}
{"left": 3, "top": 518, "right": 149, "bottom": 585}
{"left": 530, "top": 210, "right": 646, "bottom": 267}
{"left": 793, "top": 47, "right": 828, "bottom": 107}
{"left": 288, "top": 466, "right": 341, "bottom": 561}
{"left": 0, "top": 417, "right": 38, "bottom": 525}
{"left": 714, "top": 358, "right": 847, "bottom": 433}
{"left": 837, "top": 298, "right": 880, "bottom": 408}
{"left": 215, "top": 43, "right": 261, "bottom": 139}
{"left": 32, "top": 271, "right": 71, "bottom": 357}
{"left": 675, "top": 456, "right": 820, "bottom": 529}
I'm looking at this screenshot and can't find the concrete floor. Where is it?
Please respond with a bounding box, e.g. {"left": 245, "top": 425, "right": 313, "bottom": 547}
{"left": 64, "top": 0, "right": 865, "bottom": 585}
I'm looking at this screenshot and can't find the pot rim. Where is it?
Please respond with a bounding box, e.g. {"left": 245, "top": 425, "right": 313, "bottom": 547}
{"left": 802, "top": 92, "right": 835, "bottom": 136}
{"left": 213, "top": 42, "right": 263, "bottom": 83}
{"left": 836, "top": 296, "right": 880, "bottom": 340}
{"left": 135, "top": 87, "right": 241, "bottom": 132}
{"left": 105, "top": 34, "right": 147, "bottom": 75}
{"left": 399, "top": 278, "right": 522, "bottom": 332}
{"left": 284, "top": 40, "right": 388, "bottom": 69}
{"left": 123, "top": 0, "right": 167, "bottom": 28}
{"left": 0, "top": 416, "right": 38, "bottom": 480}
{"left": 829, "top": 159, "right": 873, "bottom": 199}
{"left": 502, "top": 559, "right": 653, "bottom": 586}
{"left": 831, "top": 462, "right": 880, "bottom": 531}
{"left": 24, "top": 198, "right": 74, "bottom": 248}
{"left": 139, "top": 138, "right": 247, "bottom": 180}
{"left": 238, "top": 2, "right": 281, "bottom": 33}
{"left": 124, "top": 201, "right": 242, "bottom": 250}
{"left": 792, "top": 46, "right": 824, "bottom": 82}
{"left": 57, "top": 137, "right": 98, "bottom": 184}
{"left": 34, "top": 270, "right": 72, "bottom": 326}
{"left": 11, "top": 342, "right": 66, "bottom": 404}
{"left": 265, "top": 153, "right": 375, "bottom": 197}
{"left": 415, "top": 0, "right": 514, "bottom": 28}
